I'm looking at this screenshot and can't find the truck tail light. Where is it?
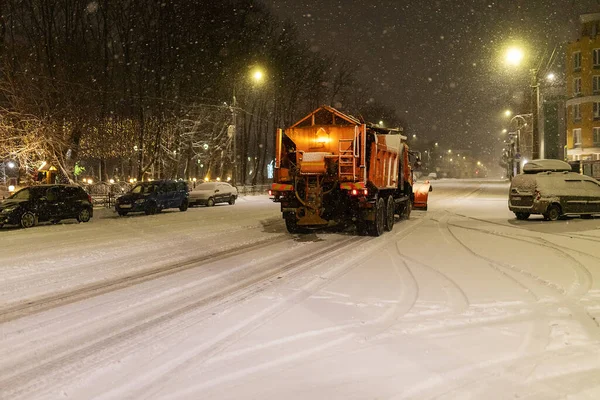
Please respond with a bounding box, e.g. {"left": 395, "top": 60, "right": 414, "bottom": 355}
{"left": 534, "top": 190, "right": 541, "bottom": 201}
{"left": 349, "top": 189, "right": 368, "bottom": 196}
{"left": 268, "top": 190, "right": 273, "bottom": 196}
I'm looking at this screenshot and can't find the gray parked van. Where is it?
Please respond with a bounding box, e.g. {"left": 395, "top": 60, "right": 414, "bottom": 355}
{"left": 508, "top": 159, "right": 600, "bottom": 220}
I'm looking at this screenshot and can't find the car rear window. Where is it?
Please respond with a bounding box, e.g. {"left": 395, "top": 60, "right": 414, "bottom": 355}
{"left": 197, "top": 183, "right": 217, "bottom": 190}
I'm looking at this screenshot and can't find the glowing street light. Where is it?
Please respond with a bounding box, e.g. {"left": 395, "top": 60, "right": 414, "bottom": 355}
{"left": 232, "top": 66, "right": 267, "bottom": 187}
{"left": 7, "top": 161, "right": 15, "bottom": 169}
{"left": 252, "top": 68, "right": 264, "bottom": 83}
{"left": 547, "top": 72, "right": 556, "bottom": 81}
{"left": 504, "top": 110, "right": 512, "bottom": 117}
{"left": 502, "top": 129, "right": 508, "bottom": 134}
{"left": 505, "top": 47, "right": 524, "bottom": 66}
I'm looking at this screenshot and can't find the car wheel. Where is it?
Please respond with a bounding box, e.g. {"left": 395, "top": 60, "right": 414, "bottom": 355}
{"left": 145, "top": 202, "right": 158, "bottom": 215}
{"left": 206, "top": 198, "right": 215, "bottom": 207}
{"left": 228, "top": 196, "right": 236, "bottom": 205}
{"left": 20, "top": 212, "right": 37, "bottom": 228}
{"left": 543, "top": 204, "right": 561, "bottom": 221}
{"left": 77, "top": 208, "right": 92, "bottom": 223}
{"left": 179, "top": 200, "right": 189, "bottom": 212}
{"left": 515, "top": 212, "right": 530, "bottom": 220}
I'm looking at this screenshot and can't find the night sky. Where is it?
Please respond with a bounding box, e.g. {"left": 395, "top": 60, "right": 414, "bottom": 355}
{"left": 265, "top": 0, "right": 600, "bottom": 163}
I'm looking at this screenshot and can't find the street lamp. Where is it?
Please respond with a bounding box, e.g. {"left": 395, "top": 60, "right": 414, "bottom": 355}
{"left": 502, "top": 45, "right": 556, "bottom": 160}
{"left": 505, "top": 47, "right": 524, "bottom": 66}
{"left": 231, "top": 66, "right": 266, "bottom": 188}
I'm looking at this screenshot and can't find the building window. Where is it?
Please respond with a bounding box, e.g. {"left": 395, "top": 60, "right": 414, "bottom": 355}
{"left": 594, "top": 49, "right": 600, "bottom": 68}
{"left": 574, "top": 51, "right": 582, "bottom": 71}
{"left": 594, "top": 127, "right": 600, "bottom": 146}
{"left": 595, "top": 76, "right": 600, "bottom": 94}
{"left": 574, "top": 77, "right": 582, "bottom": 95}
{"left": 574, "top": 128, "right": 582, "bottom": 148}
{"left": 595, "top": 102, "right": 600, "bottom": 119}
{"left": 574, "top": 104, "right": 582, "bottom": 121}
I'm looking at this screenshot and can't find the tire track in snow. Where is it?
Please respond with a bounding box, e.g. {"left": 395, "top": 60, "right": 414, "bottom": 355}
{"left": 0, "top": 234, "right": 293, "bottom": 323}
{"left": 99, "top": 218, "right": 430, "bottom": 399}
{"left": 446, "top": 220, "right": 593, "bottom": 298}
{"left": 0, "top": 235, "right": 371, "bottom": 399}
{"left": 444, "top": 219, "right": 600, "bottom": 342}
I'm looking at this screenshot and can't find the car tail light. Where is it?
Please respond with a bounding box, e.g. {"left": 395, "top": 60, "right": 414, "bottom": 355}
{"left": 268, "top": 189, "right": 273, "bottom": 196}
{"left": 363, "top": 189, "right": 368, "bottom": 196}
{"left": 534, "top": 189, "right": 541, "bottom": 201}
{"left": 88, "top": 194, "right": 92, "bottom": 203}
{"left": 351, "top": 189, "right": 358, "bottom": 196}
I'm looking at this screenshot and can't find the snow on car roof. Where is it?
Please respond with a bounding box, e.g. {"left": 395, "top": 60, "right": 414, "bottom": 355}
{"left": 522, "top": 159, "right": 571, "bottom": 173}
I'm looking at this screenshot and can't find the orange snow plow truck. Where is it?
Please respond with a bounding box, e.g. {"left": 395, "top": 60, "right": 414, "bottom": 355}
{"left": 270, "top": 106, "right": 428, "bottom": 236}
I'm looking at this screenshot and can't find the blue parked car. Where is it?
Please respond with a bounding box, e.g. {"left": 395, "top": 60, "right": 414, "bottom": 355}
{"left": 115, "top": 180, "right": 189, "bottom": 216}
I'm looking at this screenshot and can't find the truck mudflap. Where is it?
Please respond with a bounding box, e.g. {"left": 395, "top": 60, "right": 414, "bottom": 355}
{"left": 413, "top": 181, "right": 432, "bottom": 210}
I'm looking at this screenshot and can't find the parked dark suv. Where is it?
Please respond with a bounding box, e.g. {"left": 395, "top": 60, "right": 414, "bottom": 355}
{"left": 115, "top": 180, "right": 189, "bottom": 216}
{"left": 0, "top": 184, "right": 93, "bottom": 228}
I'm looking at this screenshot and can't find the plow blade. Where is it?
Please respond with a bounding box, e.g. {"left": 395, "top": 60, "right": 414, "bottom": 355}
{"left": 412, "top": 181, "right": 432, "bottom": 210}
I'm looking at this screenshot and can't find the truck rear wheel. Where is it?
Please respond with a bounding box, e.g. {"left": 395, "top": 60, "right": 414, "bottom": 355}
{"left": 400, "top": 200, "right": 411, "bottom": 220}
{"left": 284, "top": 213, "right": 309, "bottom": 234}
{"left": 366, "top": 197, "right": 385, "bottom": 237}
{"left": 385, "top": 195, "right": 395, "bottom": 231}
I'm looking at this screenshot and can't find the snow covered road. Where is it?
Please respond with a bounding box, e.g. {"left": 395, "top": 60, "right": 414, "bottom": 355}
{"left": 1, "top": 180, "right": 600, "bottom": 399}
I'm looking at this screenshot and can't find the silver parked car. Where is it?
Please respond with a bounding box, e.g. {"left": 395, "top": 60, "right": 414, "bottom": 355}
{"left": 508, "top": 159, "right": 600, "bottom": 220}
{"left": 189, "top": 182, "right": 238, "bottom": 207}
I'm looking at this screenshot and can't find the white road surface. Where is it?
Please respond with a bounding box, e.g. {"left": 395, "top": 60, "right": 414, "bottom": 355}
{"left": 1, "top": 180, "right": 600, "bottom": 399}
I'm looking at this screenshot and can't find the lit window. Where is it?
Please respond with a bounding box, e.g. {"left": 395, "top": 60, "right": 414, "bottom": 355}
{"left": 574, "top": 77, "right": 582, "bottom": 95}
{"left": 594, "top": 49, "right": 600, "bottom": 67}
{"left": 594, "top": 127, "right": 600, "bottom": 146}
{"left": 574, "top": 51, "right": 582, "bottom": 70}
{"left": 574, "top": 128, "right": 582, "bottom": 147}
{"left": 574, "top": 104, "right": 581, "bottom": 121}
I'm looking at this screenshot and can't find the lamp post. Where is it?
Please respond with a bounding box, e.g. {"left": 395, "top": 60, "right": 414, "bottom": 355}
{"left": 230, "top": 66, "right": 265, "bottom": 188}
{"left": 530, "top": 68, "right": 541, "bottom": 160}
{"left": 507, "top": 113, "right": 532, "bottom": 175}
{"left": 503, "top": 45, "right": 559, "bottom": 160}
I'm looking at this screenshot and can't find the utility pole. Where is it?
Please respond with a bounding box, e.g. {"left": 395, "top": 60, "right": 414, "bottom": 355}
{"left": 231, "top": 88, "right": 238, "bottom": 187}
{"left": 531, "top": 68, "right": 540, "bottom": 160}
